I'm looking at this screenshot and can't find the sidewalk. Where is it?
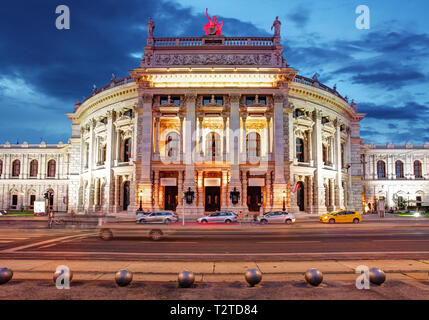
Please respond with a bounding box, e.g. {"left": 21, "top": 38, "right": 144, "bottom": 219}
{"left": 2, "top": 259, "right": 429, "bottom": 282}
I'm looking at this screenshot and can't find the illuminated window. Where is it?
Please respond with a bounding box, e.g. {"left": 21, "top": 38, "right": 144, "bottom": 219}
{"left": 166, "top": 132, "right": 179, "bottom": 160}
{"left": 395, "top": 160, "right": 404, "bottom": 178}
{"left": 414, "top": 160, "right": 422, "bottom": 178}
{"left": 247, "top": 132, "right": 261, "bottom": 160}
{"left": 206, "top": 132, "right": 220, "bottom": 161}
{"left": 123, "top": 138, "right": 132, "bottom": 162}
{"left": 296, "top": 138, "right": 304, "bottom": 162}
{"left": 377, "top": 161, "right": 386, "bottom": 179}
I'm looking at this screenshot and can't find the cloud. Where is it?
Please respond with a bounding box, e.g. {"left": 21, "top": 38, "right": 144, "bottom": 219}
{"left": 286, "top": 6, "right": 311, "bottom": 28}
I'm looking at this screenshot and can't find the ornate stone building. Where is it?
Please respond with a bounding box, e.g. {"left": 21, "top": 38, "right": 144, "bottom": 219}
{"left": 361, "top": 143, "right": 429, "bottom": 211}
{"left": 0, "top": 17, "right": 372, "bottom": 217}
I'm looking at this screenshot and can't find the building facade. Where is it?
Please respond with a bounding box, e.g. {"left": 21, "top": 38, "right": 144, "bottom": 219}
{"left": 1, "top": 17, "right": 419, "bottom": 217}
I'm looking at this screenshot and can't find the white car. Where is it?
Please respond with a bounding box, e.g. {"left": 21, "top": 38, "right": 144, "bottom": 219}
{"left": 197, "top": 211, "right": 238, "bottom": 223}
{"left": 259, "top": 211, "right": 296, "bottom": 224}
{"left": 136, "top": 210, "right": 178, "bottom": 224}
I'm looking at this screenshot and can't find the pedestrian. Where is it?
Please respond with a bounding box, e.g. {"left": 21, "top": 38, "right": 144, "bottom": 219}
{"left": 21, "top": 205, "right": 24, "bottom": 212}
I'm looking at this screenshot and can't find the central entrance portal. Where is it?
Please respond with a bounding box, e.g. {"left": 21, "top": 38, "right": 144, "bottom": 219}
{"left": 247, "top": 186, "right": 262, "bottom": 212}
{"left": 164, "top": 186, "right": 178, "bottom": 211}
{"left": 205, "top": 186, "right": 221, "bottom": 212}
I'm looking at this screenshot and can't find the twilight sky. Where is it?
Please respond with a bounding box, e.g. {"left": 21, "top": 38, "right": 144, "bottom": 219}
{"left": 0, "top": 0, "right": 428, "bottom": 145}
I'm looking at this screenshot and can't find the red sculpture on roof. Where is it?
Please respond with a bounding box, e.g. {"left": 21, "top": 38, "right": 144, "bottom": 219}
{"left": 203, "top": 8, "right": 223, "bottom": 36}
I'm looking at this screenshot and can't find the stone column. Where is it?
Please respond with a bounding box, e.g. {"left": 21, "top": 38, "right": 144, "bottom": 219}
{"left": 272, "top": 93, "right": 288, "bottom": 211}
{"left": 241, "top": 170, "right": 248, "bottom": 212}
{"left": 104, "top": 110, "right": 115, "bottom": 212}
{"left": 197, "top": 170, "right": 204, "bottom": 209}
{"left": 183, "top": 93, "right": 198, "bottom": 217}
{"left": 154, "top": 113, "right": 160, "bottom": 160}
{"left": 241, "top": 114, "right": 247, "bottom": 163}
{"left": 87, "top": 120, "right": 96, "bottom": 211}
{"left": 266, "top": 114, "right": 271, "bottom": 160}
{"left": 336, "top": 121, "right": 343, "bottom": 208}
{"left": 198, "top": 114, "right": 204, "bottom": 157}
{"left": 228, "top": 94, "right": 242, "bottom": 213}
{"left": 308, "top": 130, "right": 313, "bottom": 166}
{"left": 154, "top": 170, "right": 160, "bottom": 210}
{"left": 179, "top": 114, "right": 184, "bottom": 163}
{"left": 137, "top": 92, "right": 154, "bottom": 210}
{"left": 115, "top": 129, "right": 121, "bottom": 165}
{"left": 221, "top": 170, "right": 228, "bottom": 208}
{"left": 313, "top": 110, "right": 326, "bottom": 215}
{"left": 308, "top": 176, "right": 313, "bottom": 214}
{"left": 265, "top": 171, "right": 272, "bottom": 210}
{"left": 177, "top": 170, "right": 183, "bottom": 207}
{"left": 223, "top": 115, "right": 228, "bottom": 162}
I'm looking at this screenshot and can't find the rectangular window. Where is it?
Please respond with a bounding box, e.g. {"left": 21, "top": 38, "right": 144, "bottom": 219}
{"left": 202, "top": 96, "right": 211, "bottom": 105}
{"left": 160, "top": 96, "right": 168, "bottom": 105}
{"left": 171, "top": 96, "right": 181, "bottom": 105}
{"left": 12, "top": 195, "right": 18, "bottom": 208}
{"left": 30, "top": 195, "right": 36, "bottom": 207}
{"left": 258, "top": 96, "right": 266, "bottom": 104}
{"left": 214, "top": 96, "right": 223, "bottom": 105}
{"left": 246, "top": 96, "right": 255, "bottom": 105}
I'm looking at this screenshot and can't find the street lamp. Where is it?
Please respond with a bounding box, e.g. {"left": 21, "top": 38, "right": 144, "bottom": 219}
{"left": 282, "top": 190, "right": 286, "bottom": 211}
{"left": 138, "top": 190, "right": 144, "bottom": 211}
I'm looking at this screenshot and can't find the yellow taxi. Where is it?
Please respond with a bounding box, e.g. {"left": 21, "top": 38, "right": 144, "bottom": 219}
{"left": 319, "top": 210, "right": 362, "bottom": 224}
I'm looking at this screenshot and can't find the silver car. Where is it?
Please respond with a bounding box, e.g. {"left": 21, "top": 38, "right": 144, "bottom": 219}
{"left": 259, "top": 211, "right": 296, "bottom": 224}
{"left": 197, "top": 211, "right": 238, "bottom": 223}
{"left": 136, "top": 210, "right": 178, "bottom": 224}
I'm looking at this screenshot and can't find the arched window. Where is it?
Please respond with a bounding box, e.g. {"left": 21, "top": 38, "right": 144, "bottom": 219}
{"left": 165, "top": 132, "right": 179, "bottom": 160}
{"left": 47, "top": 160, "right": 56, "bottom": 178}
{"left": 377, "top": 161, "right": 386, "bottom": 179}
{"left": 123, "top": 138, "right": 132, "bottom": 162}
{"left": 341, "top": 144, "right": 345, "bottom": 168}
{"left": 30, "top": 160, "right": 38, "bottom": 177}
{"left": 414, "top": 160, "right": 422, "bottom": 178}
{"left": 247, "top": 132, "right": 261, "bottom": 160}
{"left": 395, "top": 160, "right": 404, "bottom": 178}
{"left": 0, "top": 159, "right": 2, "bottom": 177}
{"left": 296, "top": 138, "right": 304, "bottom": 162}
{"left": 206, "top": 132, "right": 221, "bottom": 161}
{"left": 12, "top": 160, "right": 20, "bottom": 177}
{"left": 322, "top": 145, "right": 327, "bottom": 164}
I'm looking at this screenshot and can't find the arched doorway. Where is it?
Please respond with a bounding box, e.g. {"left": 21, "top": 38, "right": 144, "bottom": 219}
{"left": 123, "top": 181, "right": 130, "bottom": 211}
{"left": 297, "top": 182, "right": 305, "bottom": 211}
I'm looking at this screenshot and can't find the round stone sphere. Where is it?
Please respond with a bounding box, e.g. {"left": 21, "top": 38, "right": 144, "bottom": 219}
{"left": 115, "top": 269, "right": 133, "bottom": 287}
{"left": 0, "top": 268, "right": 13, "bottom": 285}
{"left": 53, "top": 269, "right": 73, "bottom": 284}
{"left": 178, "top": 270, "right": 195, "bottom": 288}
{"left": 245, "top": 268, "right": 262, "bottom": 287}
{"left": 304, "top": 268, "right": 323, "bottom": 286}
{"left": 369, "top": 267, "right": 386, "bottom": 285}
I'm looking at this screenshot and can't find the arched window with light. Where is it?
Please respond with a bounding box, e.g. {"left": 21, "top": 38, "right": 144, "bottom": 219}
{"left": 165, "top": 132, "right": 179, "bottom": 161}
{"left": 395, "top": 160, "right": 404, "bottom": 178}
{"left": 206, "top": 132, "right": 221, "bottom": 162}
{"left": 414, "top": 160, "right": 422, "bottom": 178}
{"left": 12, "top": 160, "right": 20, "bottom": 177}
{"left": 47, "top": 160, "right": 56, "bottom": 178}
{"left": 30, "top": 160, "right": 38, "bottom": 177}
{"left": 377, "top": 161, "right": 386, "bottom": 179}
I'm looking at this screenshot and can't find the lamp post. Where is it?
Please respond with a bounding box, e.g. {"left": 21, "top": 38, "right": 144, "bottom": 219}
{"left": 282, "top": 190, "right": 286, "bottom": 211}
{"left": 138, "top": 191, "right": 144, "bottom": 211}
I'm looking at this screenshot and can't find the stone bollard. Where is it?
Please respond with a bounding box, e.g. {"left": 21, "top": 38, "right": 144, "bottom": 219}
{"left": 304, "top": 268, "right": 323, "bottom": 286}
{"left": 369, "top": 267, "right": 386, "bottom": 285}
{"left": 115, "top": 269, "right": 133, "bottom": 287}
{"left": 245, "top": 268, "right": 262, "bottom": 287}
{"left": 0, "top": 268, "right": 13, "bottom": 285}
{"left": 178, "top": 270, "right": 195, "bottom": 288}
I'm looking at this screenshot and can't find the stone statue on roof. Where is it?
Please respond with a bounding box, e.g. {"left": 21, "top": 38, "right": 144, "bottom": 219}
{"left": 271, "top": 16, "right": 281, "bottom": 37}
{"left": 148, "top": 17, "right": 155, "bottom": 38}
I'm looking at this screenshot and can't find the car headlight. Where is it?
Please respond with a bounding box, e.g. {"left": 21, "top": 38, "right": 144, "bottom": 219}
{"left": 323, "top": 216, "right": 328, "bottom": 220}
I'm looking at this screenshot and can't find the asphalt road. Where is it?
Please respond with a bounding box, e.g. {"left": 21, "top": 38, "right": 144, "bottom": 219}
{"left": 1, "top": 220, "right": 429, "bottom": 261}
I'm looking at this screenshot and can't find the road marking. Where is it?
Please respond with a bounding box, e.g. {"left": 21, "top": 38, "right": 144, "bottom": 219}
{"left": 257, "top": 241, "right": 320, "bottom": 244}
{"left": 0, "top": 237, "right": 29, "bottom": 240}
{"left": 372, "top": 239, "right": 429, "bottom": 242}
{"left": 0, "top": 240, "right": 13, "bottom": 243}
{"left": 10, "top": 250, "right": 429, "bottom": 257}
{"left": 0, "top": 233, "right": 97, "bottom": 253}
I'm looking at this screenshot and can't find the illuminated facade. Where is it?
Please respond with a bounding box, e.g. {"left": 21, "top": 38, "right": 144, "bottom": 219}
{"left": 0, "top": 17, "right": 370, "bottom": 217}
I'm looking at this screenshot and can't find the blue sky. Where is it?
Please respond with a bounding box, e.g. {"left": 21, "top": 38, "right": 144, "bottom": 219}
{"left": 0, "top": 0, "right": 428, "bottom": 145}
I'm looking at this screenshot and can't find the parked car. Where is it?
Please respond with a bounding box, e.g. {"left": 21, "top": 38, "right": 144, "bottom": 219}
{"left": 136, "top": 210, "right": 178, "bottom": 224}
{"left": 197, "top": 211, "right": 238, "bottom": 223}
{"left": 319, "top": 210, "right": 362, "bottom": 224}
{"left": 259, "top": 211, "right": 296, "bottom": 224}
